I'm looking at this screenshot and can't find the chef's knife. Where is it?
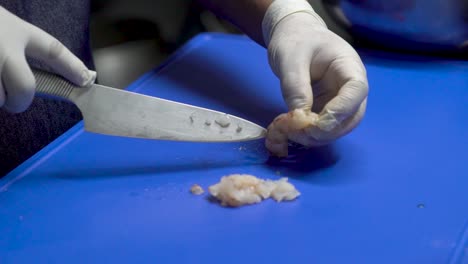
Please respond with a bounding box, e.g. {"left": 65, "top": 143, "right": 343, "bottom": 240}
{"left": 32, "top": 69, "right": 266, "bottom": 142}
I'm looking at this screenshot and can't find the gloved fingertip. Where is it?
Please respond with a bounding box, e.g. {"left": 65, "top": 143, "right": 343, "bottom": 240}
{"left": 316, "top": 109, "right": 339, "bottom": 131}
{"left": 287, "top": 101, "right": 312, "bottom": 113}
{"left": 284, "top": 93, "right": 313, "bottom": 112}
{"left": 80, "top": 70, "right": 96, "bottom": 87}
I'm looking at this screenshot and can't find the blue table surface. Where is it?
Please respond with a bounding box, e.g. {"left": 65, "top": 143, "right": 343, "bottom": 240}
{"left": 1, "top": 33, "right": 467, "bottom": 264}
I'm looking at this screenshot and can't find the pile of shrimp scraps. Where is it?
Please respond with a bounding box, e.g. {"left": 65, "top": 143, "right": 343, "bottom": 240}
{"left": 204, "top": 174, "right": 300, "bottom": 207}
{"left": 266, "top": 109, "right": 328, "bottom": 157}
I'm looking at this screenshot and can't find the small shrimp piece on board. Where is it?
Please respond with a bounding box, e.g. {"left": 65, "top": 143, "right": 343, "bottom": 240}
{"left": 190, "top": 184, "right": 204, "bottom": 195}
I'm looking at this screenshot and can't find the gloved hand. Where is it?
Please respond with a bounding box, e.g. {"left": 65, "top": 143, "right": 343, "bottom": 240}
{"left": 0, "top": 6, "right": 96, "bottom": 113}
{"left": 262, "top": 0, "right": 368, "bottom": 156}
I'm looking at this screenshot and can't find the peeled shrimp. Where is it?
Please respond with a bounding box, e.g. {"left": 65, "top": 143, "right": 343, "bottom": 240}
{"left": 265, "top": 109, "right": 327, "bottom": 157}
{"left": 208, "top": 174, "right": 300, "bottom": 207}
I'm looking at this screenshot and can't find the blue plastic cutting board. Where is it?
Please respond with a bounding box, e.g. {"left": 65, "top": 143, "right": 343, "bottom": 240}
{"left": 1, "top": 33, "right": 467, "bottom": 264}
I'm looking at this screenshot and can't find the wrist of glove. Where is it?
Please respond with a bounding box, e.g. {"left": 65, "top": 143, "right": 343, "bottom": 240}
{"left": 0, "top": 6, "right": 96, "bottom": 113}
{"left": 262, "top": 0, "right": 327, "bottom": 47}
{"left": 261, "top": 0, "right": 369, "bottom": 157}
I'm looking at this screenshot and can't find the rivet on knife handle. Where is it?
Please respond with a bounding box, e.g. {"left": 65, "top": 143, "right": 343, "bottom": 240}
{"left": 32, "top": 68, "right": 76, "bottom": 100}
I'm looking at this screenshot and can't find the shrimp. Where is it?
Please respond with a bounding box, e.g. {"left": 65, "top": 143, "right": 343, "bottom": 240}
{"left": 265, "top": 109, "right": 327, "bottom": 157}
{"left": 190, "top": 184, "right": 204, "bottom": 195}
{"left": 208, "top": 174, "right": 300, "bottom": 207}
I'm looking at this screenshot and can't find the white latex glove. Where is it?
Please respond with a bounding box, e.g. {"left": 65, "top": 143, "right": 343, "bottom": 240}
{"left": 0, "top": 6, "right": 96, "bottom": 113}
{"left": 262, "top": 0, "right": 368, "bottom": 156}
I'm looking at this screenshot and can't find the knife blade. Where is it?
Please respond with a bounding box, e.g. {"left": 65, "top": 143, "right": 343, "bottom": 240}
{"left": 32, "top": 69, "right": 266, "bottom": 142}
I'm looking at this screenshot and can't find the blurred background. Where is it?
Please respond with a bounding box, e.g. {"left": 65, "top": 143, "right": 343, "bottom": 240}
{"left": 90, "top": 0, "right": 467, "bottom": 89}
{"left": 89, "top": 0, "right": 350, "bottom": 89}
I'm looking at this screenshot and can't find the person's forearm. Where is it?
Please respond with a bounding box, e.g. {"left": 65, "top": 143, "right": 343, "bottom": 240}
{"left": 196, "top": 0, "right": 273, "bottom": 47}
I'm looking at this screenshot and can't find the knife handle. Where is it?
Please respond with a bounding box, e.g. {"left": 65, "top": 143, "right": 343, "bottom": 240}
{"left": 32, "top": 68, "right": 76, "bottom": 101}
